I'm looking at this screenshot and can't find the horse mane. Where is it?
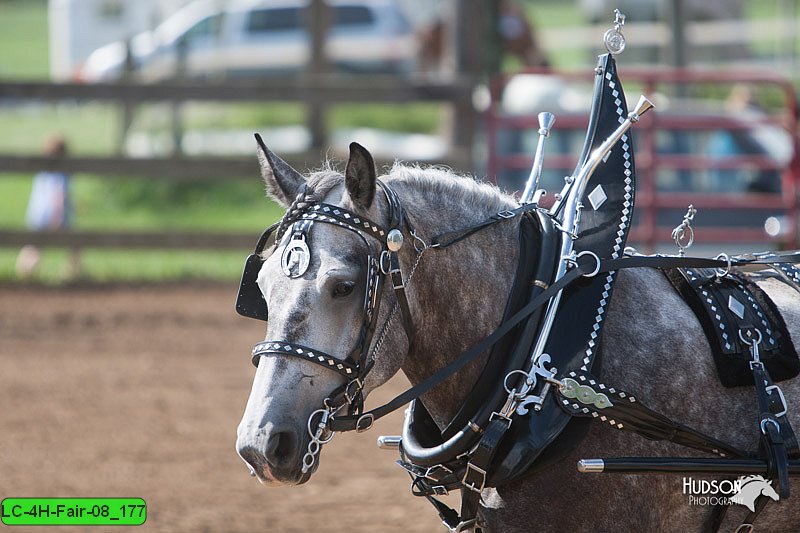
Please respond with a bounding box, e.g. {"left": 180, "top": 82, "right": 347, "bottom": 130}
{"left": 303, "top": 162, "right": 515, "bottom": 219}
{"left": 387, "top": 163, "right": 515, "bottom": 216}
{"left": 739, "top": 474, "right": 768, "bottom": 486}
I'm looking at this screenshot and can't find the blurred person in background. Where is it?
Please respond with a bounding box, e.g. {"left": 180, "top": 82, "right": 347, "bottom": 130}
{"left": 16, "top": 135, "right": 80, "bottom": 279}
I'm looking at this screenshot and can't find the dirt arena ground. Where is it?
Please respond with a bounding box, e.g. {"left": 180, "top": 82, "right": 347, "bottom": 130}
{"left": 0, "top": 284, "right": 447, "bottom": 532}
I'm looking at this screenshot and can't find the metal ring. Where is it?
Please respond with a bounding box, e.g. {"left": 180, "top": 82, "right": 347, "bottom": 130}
{"left": 760, "top": 418, "right": 781, "bottom": 435}
{"left": 503, "top": 370, "right": 533, "bottom": 396}
{"left": 379, "top": 250, "right": 391, "bottom": 275}
{"left": 302, "top": 454, "right": 315, "bottom": 470}
{"left": 356, "top": 413, "right": 374, "bottom": 433}
{"left": 671, "top": 225, "right": 694, "bottom": 251}
{"left": 576, "top": 250, "right": 601, "bottom": 277}
{"left": 738, "top": 328, "right": 763, "bottom": 346}
{"left": 306, "top": 409, "right": 334, "bottom": 442}
{"left": 307, "top": 440, "right": 321, "bottom": 456}
{"left": 410, "top": 229, "right": 431, "bottom": 253}
{"left": 714, "top": 252, "right": 732, "bottom": 278}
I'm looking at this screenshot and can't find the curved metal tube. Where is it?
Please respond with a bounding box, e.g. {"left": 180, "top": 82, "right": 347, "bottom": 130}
{"left": 520, "top": 112, "right": 556, "bottom": 204}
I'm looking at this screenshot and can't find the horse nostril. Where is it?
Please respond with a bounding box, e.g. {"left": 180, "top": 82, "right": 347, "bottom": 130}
{"left": 266, "top": 430, "right": 297, "bottom": 465}
{"left": 238, "top": 445, "right": 266, "bottom": 473}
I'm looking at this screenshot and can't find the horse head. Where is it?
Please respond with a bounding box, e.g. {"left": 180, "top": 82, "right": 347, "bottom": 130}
{"left": 236, "top": 138, "right": 410, "bottom": 485}
{"left": 753, "top": 477, "right": 781, "bottom": 502}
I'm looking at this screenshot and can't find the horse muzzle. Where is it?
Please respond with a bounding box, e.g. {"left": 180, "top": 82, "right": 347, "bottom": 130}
{"left": 236, "top": 425, "right": 313, "bottom": 486}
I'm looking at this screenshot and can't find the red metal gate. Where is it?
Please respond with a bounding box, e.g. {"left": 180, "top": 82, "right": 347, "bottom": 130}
{"left": 487, "top": 67, "right": 798, "bottom": 250}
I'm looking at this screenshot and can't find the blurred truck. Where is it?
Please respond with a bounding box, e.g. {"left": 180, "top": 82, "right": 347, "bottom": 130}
{"left": 49, "top": 0, "right": 191, "bottom": 81}
{"left": 77, "top": 0, "right": 416, "bottom": 82}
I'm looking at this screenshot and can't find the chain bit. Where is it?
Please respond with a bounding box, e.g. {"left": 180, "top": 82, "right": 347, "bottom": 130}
{"left": 301, "top": 407, "right": 335, "bottom": 474}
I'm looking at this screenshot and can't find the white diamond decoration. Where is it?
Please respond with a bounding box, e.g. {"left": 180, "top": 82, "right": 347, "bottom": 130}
{"left": 728, "top": 295, "right": 745, "bottom": 320}
{"left": 588, "top": 185, "right": 608, "bottom": 210}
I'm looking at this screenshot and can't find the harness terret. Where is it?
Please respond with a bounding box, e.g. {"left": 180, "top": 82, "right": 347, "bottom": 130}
{"left": 236, "top": 11, "right": 800, "bottom": 533}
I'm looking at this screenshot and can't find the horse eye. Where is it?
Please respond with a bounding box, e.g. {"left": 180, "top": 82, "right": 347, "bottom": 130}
{"left": 332, "top": 281, "right": 356, "bottom": 298}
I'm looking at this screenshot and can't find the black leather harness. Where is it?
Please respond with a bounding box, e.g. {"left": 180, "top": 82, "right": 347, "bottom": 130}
{"left": 236, "top": 53, "right": 800, "bottom": 533}
{"left": 237, "top": 208, "right": 800, "bottom": 531}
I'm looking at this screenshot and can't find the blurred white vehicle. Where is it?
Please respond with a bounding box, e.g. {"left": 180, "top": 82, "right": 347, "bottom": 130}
{"left": 79, "top": 0, "right": 415, "bottom": 81}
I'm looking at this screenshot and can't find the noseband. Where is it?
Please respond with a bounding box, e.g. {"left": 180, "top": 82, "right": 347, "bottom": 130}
{"left": 236, "top": 181, "right": 416, "bottom": 429}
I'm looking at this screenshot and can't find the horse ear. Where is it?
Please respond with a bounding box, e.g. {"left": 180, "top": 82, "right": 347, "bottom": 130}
{"left": 255, "top": 133, "right": 305, "bottom": 207}
{"left": 344, "top": 142, "right": 376, "bottom": 210}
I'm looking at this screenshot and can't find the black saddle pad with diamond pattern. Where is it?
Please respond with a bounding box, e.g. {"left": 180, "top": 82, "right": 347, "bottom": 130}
{"left": 664, "top": 267, "right": 799, "bottom": 387}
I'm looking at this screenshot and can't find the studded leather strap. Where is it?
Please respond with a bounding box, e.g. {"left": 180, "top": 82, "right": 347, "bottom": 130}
{"left": 252, "top": 341, "right": 358, "bottom": 379}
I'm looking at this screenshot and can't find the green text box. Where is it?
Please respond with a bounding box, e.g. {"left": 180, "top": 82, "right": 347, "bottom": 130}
{"left": 1, "top": 498, "right": 146, "bottom": 526}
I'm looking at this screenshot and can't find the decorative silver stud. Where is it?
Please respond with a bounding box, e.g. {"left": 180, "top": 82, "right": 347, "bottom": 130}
{"left": 604, "top": 10, "right": 627, "bottom": 54}
{"left": 588, "top": 184, "right": 608, "bottom": 210}
{"left": 386, "top": 229, "right": 404, "bottom": 252}
{"left": 728, "top": 295, "right": 746, "bottom": 320}
{"left": 281, "top": 237, "right": 310, "bottom": 278}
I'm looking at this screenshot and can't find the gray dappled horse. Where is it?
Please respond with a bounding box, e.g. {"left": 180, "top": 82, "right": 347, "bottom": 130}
{"left": 236, "top": 142, "right": 800, "bottom": 532}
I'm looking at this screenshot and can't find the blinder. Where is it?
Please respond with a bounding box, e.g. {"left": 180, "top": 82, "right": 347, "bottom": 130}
{"left": 235, "top": 222, "right": 279, "bottom": 321}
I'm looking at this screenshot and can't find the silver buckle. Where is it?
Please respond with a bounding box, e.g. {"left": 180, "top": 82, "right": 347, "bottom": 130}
{"left": 489, "top": 411, "right": 512, "bottom": 425}
{"left": 760, "top": 417, "right": 781, "bottom": 436}
{"left": 431, "top": 485, "right": 449, "bottom": 496}
{"left": 496, "top": 210, "right": 516, "bottom": 219}
{"left": 765, "top": 384, "right": 788, "bottom": 418}
{"left": 461, "top": 462, "right": 486, "bottom": 493}
{"left": 424, "top": 464, "right": 453, "bottom": 481}
{"left": 345, "top": 378, "right": 363, "bottom": 404}
{"left": 445, "top": 518, "right": 477, "bottom": 533}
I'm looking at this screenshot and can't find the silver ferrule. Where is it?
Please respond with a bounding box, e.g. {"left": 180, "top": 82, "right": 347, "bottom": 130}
{"left": 520, "top": 112, "right": 556, "bottom": 204}
{"left": 376, "top": 435, "right": 401, "bottom": 450}
{"left": 577, "top": 459, "right": 605, "bottom": 473}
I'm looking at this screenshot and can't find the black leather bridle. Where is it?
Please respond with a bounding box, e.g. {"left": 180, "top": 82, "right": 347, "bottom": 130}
{"left": 236, "top": 181, "right": 415, "bottom": 423}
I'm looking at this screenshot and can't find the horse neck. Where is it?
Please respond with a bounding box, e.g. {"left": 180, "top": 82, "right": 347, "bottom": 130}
{"left": 390, "top": 175, "right": 521, "bottom": 430}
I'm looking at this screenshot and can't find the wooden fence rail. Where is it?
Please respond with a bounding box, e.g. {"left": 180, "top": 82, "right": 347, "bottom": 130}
{"left": 0, "top": 1, "right": 488, "bottom": 254}
{"left": 0, "top": 150, "right": 472, "bottom": 180}
{"left": 0, "top": 230, "right": 256, "bottom": 250}
{"left": 0, "top": 75, "right": 475, "bottom": 178}
{"left": 0, "top": 75, "right": 475, "bottom": 250}
{"left": 0, "top": 76, "right": 473, "bottom": 104}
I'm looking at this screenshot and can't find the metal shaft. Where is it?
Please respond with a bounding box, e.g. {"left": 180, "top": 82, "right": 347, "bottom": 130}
{"left": 520, "top": 112, "right": 556, "bottom": 204}
{"left": 578, "top": 457, "right": 800, "bottom": 475}
{"left": 377, "top": 435, "right": 401, "bottom": 450}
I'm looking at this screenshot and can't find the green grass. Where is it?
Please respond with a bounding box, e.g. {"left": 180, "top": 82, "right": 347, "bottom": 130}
{"left": 330, "top": 103, "right": 442, "bottom": 134}
{"left": 0, "top": 173, "right": 284, "bottom": 231}
{"left": 0, "top": 0, "right": 49, "bottom": 79}
{"left": 0, "top": 248, "right": 248, "bottom": 284}
{"left": 0, "top": 172, "right": 283, "bottom": 283}
{"left": 0, "top": 103, "right": 118, "bottom": 155}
